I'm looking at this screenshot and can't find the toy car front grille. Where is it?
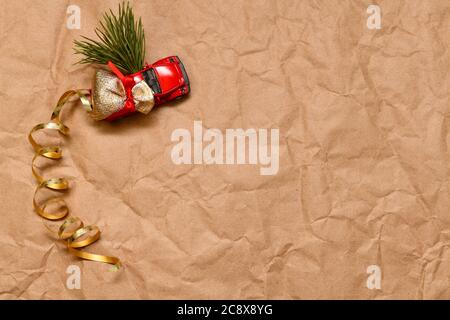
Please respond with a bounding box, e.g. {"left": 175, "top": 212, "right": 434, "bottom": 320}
{"left": 177, "top": 56, "right": 190, "bottom": 93}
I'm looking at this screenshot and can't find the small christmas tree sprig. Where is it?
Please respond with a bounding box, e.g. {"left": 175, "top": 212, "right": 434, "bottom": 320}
{"left": 73, "top": 2, "right": 145, "bottom": 74}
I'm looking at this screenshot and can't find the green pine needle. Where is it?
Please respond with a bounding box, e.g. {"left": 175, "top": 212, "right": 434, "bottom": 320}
{"left": 74, "top": 2, "right": 146, "bottom": 74}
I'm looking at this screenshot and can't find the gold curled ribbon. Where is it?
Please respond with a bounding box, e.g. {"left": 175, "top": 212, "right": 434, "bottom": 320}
{"left": 28, "top": 90, "right": 121, "bottom": 269}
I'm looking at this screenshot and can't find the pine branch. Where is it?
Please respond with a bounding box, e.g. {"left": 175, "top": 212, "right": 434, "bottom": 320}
{"left": 73, "top": 2, "right": 146, "bottom": 74}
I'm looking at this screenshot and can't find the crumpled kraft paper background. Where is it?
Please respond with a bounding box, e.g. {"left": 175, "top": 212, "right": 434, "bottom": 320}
{"left": 0, "top": 0, "right": 449, "bottom": 299}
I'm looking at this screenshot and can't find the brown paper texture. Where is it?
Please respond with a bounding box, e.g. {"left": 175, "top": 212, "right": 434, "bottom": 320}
{"left": 0, "top": 0, "right": 449, "bottom": 299}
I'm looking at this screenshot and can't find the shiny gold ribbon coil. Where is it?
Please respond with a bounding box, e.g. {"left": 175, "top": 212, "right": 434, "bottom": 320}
{"left": 28, "top": 90, "right": 121, "bottom": 268}
{"left": 90, "top": 69, "right": 155, "bottom": 120}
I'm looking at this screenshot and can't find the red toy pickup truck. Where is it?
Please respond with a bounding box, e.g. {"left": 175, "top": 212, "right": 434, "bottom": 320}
{"left": 104, "top": 55, "right": 190, "bottom": 121}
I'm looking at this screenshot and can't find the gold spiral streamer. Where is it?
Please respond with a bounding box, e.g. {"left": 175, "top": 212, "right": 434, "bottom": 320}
{"left": 28, "top": 90, "right": 121, "bottom": 269}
